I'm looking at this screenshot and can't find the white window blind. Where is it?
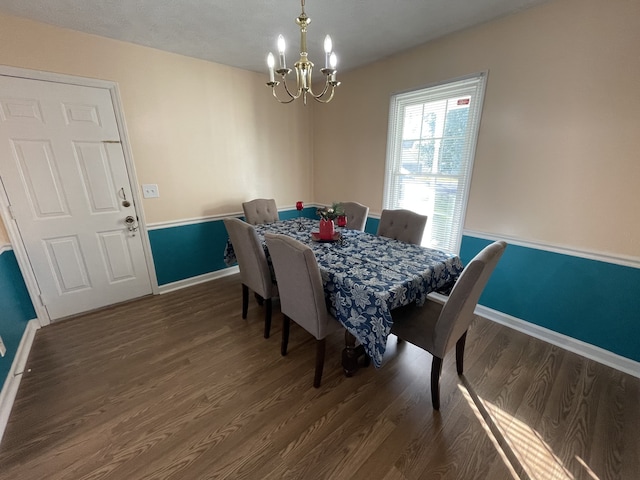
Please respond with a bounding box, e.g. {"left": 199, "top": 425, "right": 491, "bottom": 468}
{"left": 383, "top": 73, "right": 486, "bottom": 253}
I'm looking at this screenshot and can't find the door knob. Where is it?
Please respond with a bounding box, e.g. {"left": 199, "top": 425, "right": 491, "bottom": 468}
{"left": 124, "top": 215, "right": 138, "bottom": 234}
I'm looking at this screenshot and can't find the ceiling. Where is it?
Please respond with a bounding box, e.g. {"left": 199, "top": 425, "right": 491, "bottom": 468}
{"left": 0, "top": 0, "right": 550, "bottom": 76}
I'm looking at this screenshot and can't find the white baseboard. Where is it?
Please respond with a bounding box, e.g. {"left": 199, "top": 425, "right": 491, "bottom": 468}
{"left": 157, "top": 266, "right": 240, "bottom": 294}
{"left": 0, "top": 319, "right": 40, "bottom": 444}
{"left": 475, "top": 305, "right": 640, "bottom": 379}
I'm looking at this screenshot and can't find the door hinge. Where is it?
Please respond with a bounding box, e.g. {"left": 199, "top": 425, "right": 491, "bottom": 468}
{"left": 38, "top": 294, "right": 46, "bottom": 306}
{"left": 8, "top": 205, "right": 16, "bottom": 220}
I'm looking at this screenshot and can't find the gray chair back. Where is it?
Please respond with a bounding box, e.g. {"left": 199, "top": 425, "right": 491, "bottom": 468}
{"left": 242, "top": 198, "right": 279, "bottom": 225}
{"left": 223, "top": 217, "right": 274, "bottom": 299}
{"left": 390, "top": 240, "right": 506, "bottom": 409}
{"left": 340, "top": 201, "right": 369, "bottom": 231}
{"left": 265, "top": 233, "right": 338, "bottom": 340}
{"left": 377, "top": 209, "right": 427, "bottom": 245}
{"left": 433, "top": 241, "right": 506, "bottom": 357}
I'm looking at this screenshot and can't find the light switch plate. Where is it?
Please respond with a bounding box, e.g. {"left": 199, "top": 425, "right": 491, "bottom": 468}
{"left": 0, "top": 335, "right": 6, "bottom": 357}
{"left": 142, "top": 184, "right": 159, "bottom": 198}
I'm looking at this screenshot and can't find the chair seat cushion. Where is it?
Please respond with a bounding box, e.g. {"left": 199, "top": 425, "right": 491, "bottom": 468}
{"left": 390, "top": 298, "right": 444, "bottom": 355}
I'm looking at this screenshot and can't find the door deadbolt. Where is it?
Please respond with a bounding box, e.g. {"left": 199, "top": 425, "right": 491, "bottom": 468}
{"left": 119, "top": 187, "right": 131, "bottom": 207}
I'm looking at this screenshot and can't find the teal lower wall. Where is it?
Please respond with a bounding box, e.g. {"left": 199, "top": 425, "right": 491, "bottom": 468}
{"left": 149, "top": 207, "right": 317, "bottom": 285}
{"left": 149, "top": 220, "right": 230, "bottom": 285}
{"left": 460, "top": 236, "right": 640, "bottom": 363}
{"left": 364, "top": 217, "right": 379, "bottom": 235}
{"left": 0, "top": 250, "right": 36, "bottom": 384}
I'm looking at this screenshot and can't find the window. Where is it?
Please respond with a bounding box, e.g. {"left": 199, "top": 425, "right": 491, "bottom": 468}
{"left": 383, "top": 73, "right": 486, "bottom": 254}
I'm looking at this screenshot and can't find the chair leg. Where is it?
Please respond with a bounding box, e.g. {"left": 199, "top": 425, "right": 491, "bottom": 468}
{"left": 264, "top": 298, "right": 272, "bottom": 339}
{"left": 254, "top": 292, "right": 264, "bottom": 306}
{"left": 314, "top": 338, "right": 326, "bottom": 388}
{"left": 431, "top": 356, "right": 443, "bottom": 410}
{"left": 241, "top": 284, "right": 249, "bottom": 319}
{"left": 456, "top": 331, "right": 467, "bottom": 375}
{"left": 281, "top": 315, "right": 290, "bottom": 356}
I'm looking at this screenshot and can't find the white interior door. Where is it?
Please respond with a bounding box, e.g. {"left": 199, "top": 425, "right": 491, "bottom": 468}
{"left": 0, "top": 75, "right": 152, "bottom": 320}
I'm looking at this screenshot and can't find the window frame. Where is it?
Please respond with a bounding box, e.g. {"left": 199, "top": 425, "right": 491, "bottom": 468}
{"left": 382, "top": 72, "right": 487, "bottom": 254}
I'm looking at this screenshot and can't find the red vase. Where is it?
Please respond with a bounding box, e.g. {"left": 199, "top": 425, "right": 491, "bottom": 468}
{"left": 319, "top": 219, "right": 335, "bottom": 240}
{"left": 337, "top": 215, "right": 347, "bottom": 228}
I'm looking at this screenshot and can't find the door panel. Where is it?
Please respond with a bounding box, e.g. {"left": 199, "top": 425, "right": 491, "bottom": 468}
{"left": 74, "top": 142, "right": 120, "bottom": 213}
{"left": 0, "top": 97, "right": 44, "bottom": 122}
{"left": 0, "top": 75, "right": 152, "bottom": 320}
{"left": 45, "top": 235, "right": 91, "bottom": 292}
{"left": 13, "top": 139, "right": 70, "bottom": 217}
{"left": 98, "top": 230, "right": 136, "bottom": 282}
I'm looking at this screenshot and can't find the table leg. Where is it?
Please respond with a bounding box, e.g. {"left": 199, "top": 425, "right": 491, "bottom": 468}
{"left": 342, "top": 330, "right": 368, "bottom": 377}
{"left": 342, "top": 330, "right": 358, "bottom": 377}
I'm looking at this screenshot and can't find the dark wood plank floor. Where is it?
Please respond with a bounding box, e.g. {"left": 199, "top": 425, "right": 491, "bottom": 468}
{"left": 0, "top": 274, "right": 638, "bottom": 479}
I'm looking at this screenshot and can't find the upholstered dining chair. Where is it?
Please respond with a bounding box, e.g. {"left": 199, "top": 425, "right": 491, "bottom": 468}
{"left": 377, "top": 209, "right": 428, "bottom": 245}
{"left": 340, "top": 201, "right": 369, "bottom": 231}
{"left": 264, "top": 233, "right": 343, "bottom": 388}
{"left": 390, "top": 241, "right": 507, "bottom": 409}
{"left": 242, "top": 198, "right": 279, "bottom": 225}
{"left": 223, "top": 217, "right": 277, "bottom": 338}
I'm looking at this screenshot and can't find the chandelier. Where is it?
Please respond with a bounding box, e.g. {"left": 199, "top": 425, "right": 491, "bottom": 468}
{"left": 266, "top": 0, "right": 340, "bottom": 105}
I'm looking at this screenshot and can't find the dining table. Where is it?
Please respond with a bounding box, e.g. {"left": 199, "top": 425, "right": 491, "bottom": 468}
{"left": 224, "top": 217, "right": 464, "bottom": 373}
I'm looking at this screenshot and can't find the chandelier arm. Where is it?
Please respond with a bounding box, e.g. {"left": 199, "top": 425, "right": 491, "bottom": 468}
{"left": 311, "top": 86, "right": 336, "bottom": 103}
{"left": 270, "top": 86, "right": 296, "bottom": 104}
{"left": 281, "top": 75, "right": 302, "bottom": 100}
{"left": 307, "top": 76, "right": 330, "bottom": 99}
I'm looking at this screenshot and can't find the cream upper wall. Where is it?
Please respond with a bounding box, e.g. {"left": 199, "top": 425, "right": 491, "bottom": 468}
{"left": 314, "top": 0, "right": 640, "bottom": 258}
{"left": 0, "top": 219, "right": 7, "bottom": 245}
{"left": 0, "top": 12, "right": 313, "bottom": 240}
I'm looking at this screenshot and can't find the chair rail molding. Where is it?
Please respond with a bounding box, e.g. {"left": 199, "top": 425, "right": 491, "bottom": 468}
{"left": 146, "top": 203, "right": 324, "bottom": 230}
{"left": 462, "top": 229, "right": 639, "bottom": 269}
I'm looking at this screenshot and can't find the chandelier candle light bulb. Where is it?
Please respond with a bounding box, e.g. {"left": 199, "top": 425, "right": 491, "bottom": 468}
{"left": 267, "top": 53, "right": 275, "bottom": 83}
{"left": 324, "top": 35, "right": 332, "bottom": 68}
{"left": 277, "top": 35, "right": 286, "bottom": 69}
{"left": 266, "top": 0, "right": 341, "bottom": 104}
{"left": 330, "top": 53, "right": 337, "bottom": 82}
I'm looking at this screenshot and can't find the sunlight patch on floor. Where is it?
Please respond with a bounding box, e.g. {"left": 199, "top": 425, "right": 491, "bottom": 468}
{"left": 458, "top": 384, "right": 520, "bottom": 479}
{"left": 482, "top": 398, "right": 574, "bottom": 479}
{"left": 459, "top": 382, "right": 601, "bottom": 480}
{"left": 575, "top": 455, "right": 600, "bottom": 480}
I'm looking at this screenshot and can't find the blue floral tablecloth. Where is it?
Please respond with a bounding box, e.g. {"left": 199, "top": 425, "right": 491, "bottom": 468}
{"left": 224, "top": 218, "right": 464, "bottom": 367}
